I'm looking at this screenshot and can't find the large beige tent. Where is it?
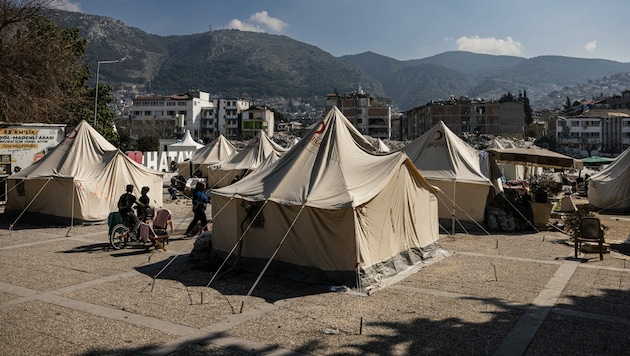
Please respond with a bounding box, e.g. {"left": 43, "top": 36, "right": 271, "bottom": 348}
{"left": 402, "top": 121, "right": 501, "bottom": 225}
{"left": 588, "top": 147, "right": 630, "bottom": 212}
{"left": 177, "top": 134, "right": 236, "bottom": 179}
{"left": 207, "top": 130, "right": 287, "bottom": 188}
{"left": 210, "top": 107, "right": 444, "bottom": 290}
{"left": 5, "top": 121, "right": 163, "bottom": 224}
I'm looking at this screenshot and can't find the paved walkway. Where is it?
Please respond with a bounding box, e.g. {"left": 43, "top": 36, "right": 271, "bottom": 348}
{"left": 1, "top": 199, "right": 630, "bottom": 355}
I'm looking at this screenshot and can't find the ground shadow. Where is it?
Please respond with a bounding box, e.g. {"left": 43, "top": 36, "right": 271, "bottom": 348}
{"left": 608, "top": 242, "right": 630, "bottom": 257}
{"left": 0, "top": 212, "right": 104, "bottom": 230}
{"left": 74, "top": 272, "right": 630, "bottom": 355}
{"left": 135, "top": 254, "right": 328, "bottom": 304}
{"left": 58, "top": 242, "right": 110, "bottom": 254}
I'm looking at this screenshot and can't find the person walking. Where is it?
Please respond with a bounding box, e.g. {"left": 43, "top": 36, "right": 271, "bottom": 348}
{"left": 184, "top": 181, "right": 209, "bottom": 237}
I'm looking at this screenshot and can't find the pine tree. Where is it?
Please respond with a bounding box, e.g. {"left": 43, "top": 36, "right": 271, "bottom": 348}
{"left": 523, "top": 90, "right": 533, "bottom": 125}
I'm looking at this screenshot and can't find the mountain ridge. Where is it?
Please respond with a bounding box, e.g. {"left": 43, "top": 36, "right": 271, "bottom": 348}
{"left": 51, "top": 10, "right": 630, "bottom": 111}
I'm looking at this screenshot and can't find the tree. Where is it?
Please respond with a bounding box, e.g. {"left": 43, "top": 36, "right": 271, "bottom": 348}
{"left": 499, "top": 92, "right": 516, "bottom": 103}
{"left": 564, "top": 97, "right": 572, "bottom": 111}
{"left": 522, "top": 90, "right": 533, "bottom": 125}
{"left": 135, "top": 136, "right": 160, "bottom": 152}
{"left": 0, "top": 0, "right": 117, "bottom": 141}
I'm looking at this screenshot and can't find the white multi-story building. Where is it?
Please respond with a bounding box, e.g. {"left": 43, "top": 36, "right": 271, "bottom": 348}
{"left": 131, "top": 91, "right": 213, "bottom": 141}
{"left": 199, "top": 98, "right": 253, "bottom": 140}
{"left": 555, "top": 109, "right": 630, "bottom": 156}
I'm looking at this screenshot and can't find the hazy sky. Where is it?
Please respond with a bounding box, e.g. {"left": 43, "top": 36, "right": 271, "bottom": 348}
{"left": 52, "top": 0, "right": 630, "bottom": 63}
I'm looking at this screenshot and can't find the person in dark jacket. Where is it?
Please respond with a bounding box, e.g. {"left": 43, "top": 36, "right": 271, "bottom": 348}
{"left": 184, "top": 181, "right": 209, "bottom": 237}
{"left": 117, "top": 184, "right": 144, "bottom": 236}
{"left": 136, "top": 186, "right": 151, "bottom": 222}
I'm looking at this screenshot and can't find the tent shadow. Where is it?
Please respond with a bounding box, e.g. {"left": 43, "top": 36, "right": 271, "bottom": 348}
{"left": 58, "top": 242, "right": 111, "bottom": 254}
{"left": 135, "top": 254, "right": 329, "bottom": 303}
{"left": 609, "top": 242, "right": 630, "bottom": 257}
{"left": 0, "top": 212, "right": 106, "bottom": 230}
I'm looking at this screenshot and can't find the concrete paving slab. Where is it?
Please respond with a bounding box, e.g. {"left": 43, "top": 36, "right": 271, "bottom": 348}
{"left": 0, "top": 190, "right": 629, "bottom": 355}
{"left": 0, "top": 300, "right": 177, "bottom": 356}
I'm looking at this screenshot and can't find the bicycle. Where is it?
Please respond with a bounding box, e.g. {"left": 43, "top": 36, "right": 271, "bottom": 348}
{"left": 109, "top": 210, "right": 149, "bottom": 250}
{"left": 109, "top": 222, "right": 132, "bottom": 249}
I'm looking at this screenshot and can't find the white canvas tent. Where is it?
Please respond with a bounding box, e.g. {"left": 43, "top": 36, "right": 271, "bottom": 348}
{"left": 402, "top": 121, "right": 501, "bottom": 225}
{"left": 177, "top": 134, "right": 236, "bottom": 179}
{"left": 376, "top": 138, "right": 391, "bottom": 153}
{"left": 207, "top": 130, "right": 287, "bottom": 188}
{"left": 210, "top": 107, "right": 444, "bottom": 290}
{"left": 588, "top": 147, "right": 630, "bottom": 212}
{"left": 168, "top": 130, "right": 204, "bottom": 151}
{"left": 5, "top": 121, "right": 163, "bottom": 223}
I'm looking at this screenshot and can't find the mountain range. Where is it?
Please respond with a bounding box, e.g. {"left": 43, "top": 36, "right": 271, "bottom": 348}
{"left": 51, "top": 10, "right": 630, "bottom": 111}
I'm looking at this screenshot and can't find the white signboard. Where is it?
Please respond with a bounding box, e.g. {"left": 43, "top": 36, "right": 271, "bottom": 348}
{"left": 0, "top": 124, "right": 66, "bottom": 173}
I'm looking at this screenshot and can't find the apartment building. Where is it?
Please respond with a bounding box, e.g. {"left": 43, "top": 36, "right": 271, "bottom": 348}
{"left": 555, "top": 109, "right": 630, "bottom": 156}
{"left": 210, "top": 98, "right": 252, "bottom": 140}
{"left": 325, "top": 90, "right": 393, "bottom": 139}
{"left": 132, "top": 93, "right": 256, "bottom": 142}
{"left": 606, "top": 90, "right": 630, "bottom": 110}
{"left": 402, "top": 97, "right": 524, "bottom": 140}
{"left": 241, "top": 105, "right": 275, "bottom": 139}
{"left": 131, "top": 91, "right": 213, "bottom": 140}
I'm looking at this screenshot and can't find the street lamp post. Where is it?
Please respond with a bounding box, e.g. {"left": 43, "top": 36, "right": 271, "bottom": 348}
{"left": 93, "top": 57, "right": 125, "bottom": 130}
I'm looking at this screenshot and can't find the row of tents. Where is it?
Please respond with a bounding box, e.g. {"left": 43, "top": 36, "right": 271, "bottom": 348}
{"left": 3, "top": 107, "right": 629, "bottom": 290}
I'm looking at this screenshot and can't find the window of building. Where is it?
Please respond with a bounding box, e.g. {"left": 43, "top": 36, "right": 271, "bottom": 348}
{"left": 144, "top": 111, "right": 151, "bottom": 116}
{"left": 178, "top": 102, "right": 187, "bottom": 106}
{"left": 166, "top": 102, "right": 175, "bottom": 106}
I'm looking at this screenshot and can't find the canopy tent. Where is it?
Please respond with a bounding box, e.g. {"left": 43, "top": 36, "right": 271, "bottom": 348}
{"left": 5, "top": 121, "right": 163, "bottom": 224}
{"left": 168, "top": 130, "right": 204, "bottom": 151}
{"left": 402, "top": 121, "right": 502, "bottom": 225}
{"left": 376, "top": 138, "right": 391, "bottom": 153}
{"left": 588, "top": 147, "right": 630, "bottom": 212}
{"left": 486, "top": 146, "right": 583, "bottom": 171}
{"left": 210, "top": 106, "right": 444, "bottom": 290}
{"left": 206, "top": 130, "right": 287, "bottom": 188}
{"left": 177, "top": 134, "right": 236, "bottom": 179}
{"left": 581, "top": 156, "right": 616, "bottom": 167}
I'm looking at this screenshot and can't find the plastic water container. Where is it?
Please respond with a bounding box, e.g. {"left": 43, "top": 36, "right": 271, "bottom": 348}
{"left": 328, "top": 285, "right": 349, "bottom": 292}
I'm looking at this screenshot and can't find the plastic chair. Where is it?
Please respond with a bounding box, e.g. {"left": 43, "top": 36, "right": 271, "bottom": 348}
{"left": 139, "top": 222, "right": 169, "bottom": 251}
{"left": 152, "top": 208, "right": 173, "bottom": 245}
{"left": 574, "top": 217, "right": 605, "bottom": 260}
